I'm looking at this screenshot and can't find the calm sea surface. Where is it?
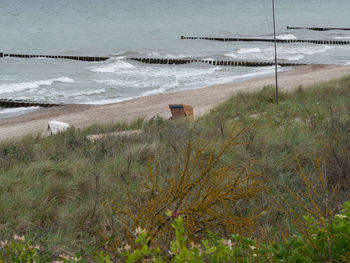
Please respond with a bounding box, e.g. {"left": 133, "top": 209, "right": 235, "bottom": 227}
{"left": 1, "top": 0, "right": 350, "bottom": 117}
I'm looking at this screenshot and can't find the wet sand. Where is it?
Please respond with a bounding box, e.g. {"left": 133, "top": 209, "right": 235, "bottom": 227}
{"left": 0, "top": 64, "right": 349, "bottom": 141}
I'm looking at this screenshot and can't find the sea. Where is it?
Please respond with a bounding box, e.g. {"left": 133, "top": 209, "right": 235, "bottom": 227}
{"left": 1, "top": 0, "right": 350, "bottom": 119}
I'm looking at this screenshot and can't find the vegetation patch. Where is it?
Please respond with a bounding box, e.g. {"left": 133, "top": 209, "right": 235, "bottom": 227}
{"left": 1, "top": 76, "right": 350, "bottom": 261}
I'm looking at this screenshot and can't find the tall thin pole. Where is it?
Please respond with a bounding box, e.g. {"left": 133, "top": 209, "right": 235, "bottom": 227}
{"left": 272, "top": 0, "right": 278, "bottom": 105}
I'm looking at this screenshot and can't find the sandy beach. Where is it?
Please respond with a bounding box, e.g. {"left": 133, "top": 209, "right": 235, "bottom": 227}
{"left": 0, "top": 64, "right": 349, "bottom": 141}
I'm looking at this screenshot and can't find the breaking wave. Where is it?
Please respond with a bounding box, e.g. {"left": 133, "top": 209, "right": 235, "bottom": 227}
{"left": 0, "top": 77, "right": 74, "bottom": 94}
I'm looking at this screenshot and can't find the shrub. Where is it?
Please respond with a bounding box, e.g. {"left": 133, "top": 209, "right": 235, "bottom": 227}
{"left": 106, "top": 128, "right": 264, "bottom": 252}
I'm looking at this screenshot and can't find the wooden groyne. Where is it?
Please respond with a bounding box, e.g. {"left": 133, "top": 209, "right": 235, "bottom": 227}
{"left": 1, "top": 52, "right": 307, "bottom": 67}
{"left": 181, "top": 36, "right": 350, "bottom": 45}
{"left": 0, "top": 52, "right": 109, "bottom": 62}
{"left": 128, "top": 57, "right": 306, "bottom": 67}
{"left": 0, "top": 99, "right": 64, "bottom": 108}
{"left": 287, "top": 26, "right": 350, "bottom": 31}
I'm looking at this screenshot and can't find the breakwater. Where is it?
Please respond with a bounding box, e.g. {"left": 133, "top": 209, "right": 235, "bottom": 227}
{"left": 180, "top": 36, "right": 350, "bottom": 45}
{"left": 1, "top": 52, "right": 307, "bottom": 67}
{"left": 287, "top": 26, "right": 350, "bottom": 31}
{"left": 128, "top": 57, "right": 306, "bottom": 67}
{"left": 0, "top": 99, "right": 64, "bottom": 108}
{"left": 0, "top": 52, "right": 109, "bottom": 61}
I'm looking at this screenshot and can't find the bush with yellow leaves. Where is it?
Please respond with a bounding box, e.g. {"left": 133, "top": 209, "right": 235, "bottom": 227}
{"left": 104, "top": 129, "right": 264, "bottom": 253}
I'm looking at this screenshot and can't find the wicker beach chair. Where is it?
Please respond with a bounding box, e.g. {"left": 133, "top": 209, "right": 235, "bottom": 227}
{"left": 168, "top": 104, "right": 193, "bottom": 120}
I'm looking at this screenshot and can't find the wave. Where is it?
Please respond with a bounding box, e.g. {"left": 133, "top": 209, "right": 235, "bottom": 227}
{"left": 285, "top": 54, "right": 304, "bottom": 61}
{"left": 165, "top": 54, "right": 191, "bottom": 59}
{"left": 90, "top": 60, "right": 135, "bottom": 73}
{"left": 93, "top": 66, "right": 221, "bottom": 88}
{"left": 139, "top": 87, "right": 168, "bottom": 97}
{"left": 0, "top": 77, "right": 74, "bottom": 94}
{"left": 236, "top": 47, "right": 262, "bottom": 54}
{"left": 277, "top": 34, "right": 297, "bottom": 40}
{"left": 80, "top": 89, "right": 106, "bottom": 96}
{"left": 111, "top": 51, "right": 125, "bottom": 56}
{"left": 88, "top": 65, "right": 282, "bottom": 105}
{"left": 224, "top": 52, "right": 237, "bottom": 58}
{"left": 187, "top": 66, "right": 281, "bottom": 88}
{"left": 224, "top": 45, "right": 332, "bottom": 61}
{"left": 147, "top": 51, "right": 193, "bottom": 59}
{"left": 334, "top": 36, "right": 350, "bottom": 40}
{"left": 0, "top": 106, "right": 40, "bottom": 114}
{"left": 53, "top": 88, "right": 107, "bottom": 97}
{"left": 164, "top": 66, "right": 221, "bottom": 78}
{"left": 272, "top": 45, "right": 330, "bottom": 56}
{"left": 224, "top": 47, "right": 264, "bottom": 57}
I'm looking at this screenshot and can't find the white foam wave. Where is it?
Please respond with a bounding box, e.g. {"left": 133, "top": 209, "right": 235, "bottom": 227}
{"left": 285, "top": 54, "right": 304, "bottom": 61}
{"left": 61, "top": 89, "right": 107, "bottom": 97}
{"left": 277, "top": 34, "right": 297, "bottom": 40}
{"left": 140, "top": 87, "right": 168, "bottom": 97}
{"left": 224, "top": 52, "right": 237, "bottom": 58}
{"left": 274, "top": 45, "right": 331, "bottom": 55}
{"left": 236, "top": 47, "right": 261, "bottom": 54}
{"left": 148, "top": 52, "right": 160, "bottom": 57}
{"left": 0, "top": 77, "right": 74, "bottom": 94}
{"left": 91, "top": 60, "right": 135, "bottom": 73}
{"left": 163, "top": 66, "right": 220, "bottom": 78}
{"left": 291, "top": 46, "right": 332, "bottom": 55}
{"left": 165, "top": 54, "right": 190, "bottom": 59}
{"left": 0, "top": 107, "right": 40, "bottom": 114}
{"left": 146, "top": 52, "right": 190, "bottom": 59}
{"left": 80, "top": 89, "right": 106, "bottom": 96}
{"left": 96, "top": 66, "right": 281, "bottom": 103}
{"left": 189, "top": 66, "right": 280, "bottom": 88}
{"left": 226, "top": 45, "right": 332, "bottom": 61}
{"left": 334, "top": 36, "right": 350, "bottom": 40}
{"left": 93, "top": 66, "right": 221, "bottom": 88}
{"left": 111, "top": 51, "right": 125, "bottom": 56}
{"left": 33, "top": 57, "right": 50, "bottom": 60}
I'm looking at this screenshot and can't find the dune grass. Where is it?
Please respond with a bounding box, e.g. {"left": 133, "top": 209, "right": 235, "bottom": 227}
{"left": 0, "top": 75, "right": 350, "bottom": 258}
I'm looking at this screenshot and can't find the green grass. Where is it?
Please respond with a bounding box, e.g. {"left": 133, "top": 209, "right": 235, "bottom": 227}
{"left": 0, "top": 75, "right": 350, "bottom": 257}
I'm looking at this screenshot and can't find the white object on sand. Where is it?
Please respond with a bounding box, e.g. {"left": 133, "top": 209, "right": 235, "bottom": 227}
{"left": 47, "top": 120, "right": 70, "bottom": 135}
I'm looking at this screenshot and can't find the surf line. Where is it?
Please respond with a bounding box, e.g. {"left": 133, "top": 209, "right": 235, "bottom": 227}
{"left": 287, "top": 26, "right": 350, "bottom": 31}
{"left": 181, "top": 36, "right": 350, "bottom": 45}
{"left": 0, "top": 53, "right": 307, "bottom": 67}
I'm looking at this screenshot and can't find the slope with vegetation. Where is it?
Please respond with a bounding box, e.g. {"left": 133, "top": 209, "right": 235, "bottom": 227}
{"left": 0, "top": 76, "right": 350, "bottom": 262}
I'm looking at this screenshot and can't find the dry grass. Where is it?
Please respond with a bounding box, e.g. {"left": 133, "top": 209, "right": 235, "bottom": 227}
{"left": 0, "top": 75, "right": 349, "bottom": 256}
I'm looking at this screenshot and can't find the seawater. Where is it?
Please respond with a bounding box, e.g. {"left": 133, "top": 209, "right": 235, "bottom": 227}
{"left": 1, "top": 0, "right": 350, "bottom": 117}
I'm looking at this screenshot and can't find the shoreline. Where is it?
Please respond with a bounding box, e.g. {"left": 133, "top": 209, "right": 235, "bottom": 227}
{"left": 0, "top": 64, "right": 349, "bottom": 141}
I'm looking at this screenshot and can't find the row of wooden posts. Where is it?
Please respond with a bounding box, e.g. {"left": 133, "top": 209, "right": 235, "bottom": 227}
{"left": 128, "top": 57, "right": 306, "bottom": 67}
{"left": 0, "top": 99, "right": 64, "bottom": 108}
{"left": 0, "top": 52, "right": 109, "bottom": 62}
{"left": 1, "top": 53, "right": 306, "bottom": 67}
{"left": 181, "top": 36, "right": 350, "bottom": 45}
{"left": 287, "top": 26, "right": 350, "bottom": 31}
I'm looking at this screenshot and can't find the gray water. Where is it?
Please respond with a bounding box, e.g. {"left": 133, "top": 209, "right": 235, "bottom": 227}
{"left": 1, "top": 0, "right": 350, "bottom": 117}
